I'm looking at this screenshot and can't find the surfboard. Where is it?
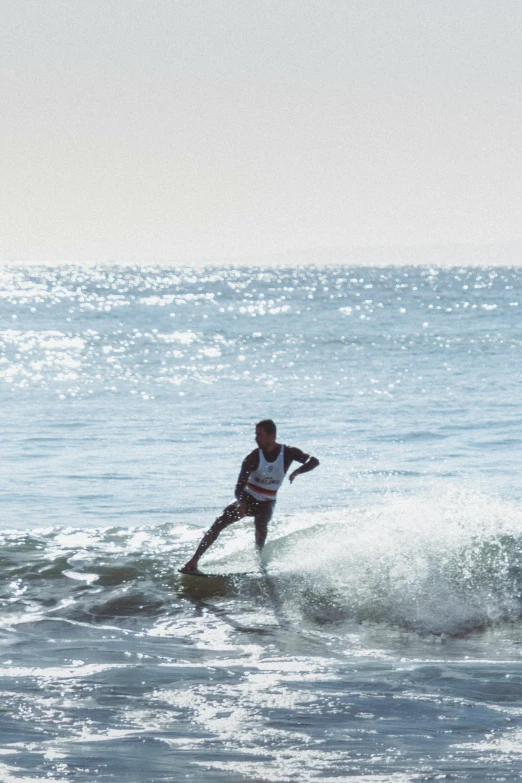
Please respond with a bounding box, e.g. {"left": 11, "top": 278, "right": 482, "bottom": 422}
{"left": 178, "top": 568, "right": 255, "bottom": 578}
{"left": 178, "top": 568, "right": 207, "bottom": 577}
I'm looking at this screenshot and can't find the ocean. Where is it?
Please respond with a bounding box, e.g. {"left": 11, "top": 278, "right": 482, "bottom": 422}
{"left": 1, "top": 262, "right": 521, "bottom": 782}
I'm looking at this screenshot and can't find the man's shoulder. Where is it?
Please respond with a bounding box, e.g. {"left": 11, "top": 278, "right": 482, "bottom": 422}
{"left": 243, "top": 448, "right": 260, "bottom": 465}
{"left": 283, "top": 445, "right": 310, "bottom": 463}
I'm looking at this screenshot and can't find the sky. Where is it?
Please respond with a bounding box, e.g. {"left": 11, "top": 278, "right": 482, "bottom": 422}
{"left": 2, "top": 0, "right": 521, "bottom": 265}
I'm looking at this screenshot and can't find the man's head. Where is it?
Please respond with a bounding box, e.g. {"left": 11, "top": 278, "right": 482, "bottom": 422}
{"left": 255, "top": 419, "right": 277, "bottom": 450}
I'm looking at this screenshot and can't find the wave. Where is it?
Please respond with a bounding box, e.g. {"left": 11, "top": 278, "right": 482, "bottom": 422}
{"left": 1, "top": 486, "right": 522, "bottom": 637}
{"left": 260, "top": 486, "right": 522, "bottom": 636}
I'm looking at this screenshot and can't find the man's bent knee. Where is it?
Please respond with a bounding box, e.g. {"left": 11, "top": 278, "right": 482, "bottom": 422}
{"left": 213, "top": 502, "right": 244, "bottom": 531}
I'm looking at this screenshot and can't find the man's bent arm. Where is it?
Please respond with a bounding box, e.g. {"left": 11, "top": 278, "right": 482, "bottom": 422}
{"left": 289, "top": 456, "right": 319, "bottom": 483}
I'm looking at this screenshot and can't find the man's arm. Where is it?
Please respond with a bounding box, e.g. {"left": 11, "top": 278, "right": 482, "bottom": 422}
{"left": 289, "top": 455, "right": 319, "bottom": 484}
{"left": 234, "top": 450, "right": 259, "bottom": 500}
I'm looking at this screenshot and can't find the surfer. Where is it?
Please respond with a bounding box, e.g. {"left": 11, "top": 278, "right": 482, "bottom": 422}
{"left": 179, "top": 419, "right": 319, "bottom": 575}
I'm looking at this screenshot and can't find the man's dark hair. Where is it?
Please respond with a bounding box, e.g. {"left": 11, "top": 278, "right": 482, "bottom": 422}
{"left": 257, "top": 419, "right": 277, "bottom": 436}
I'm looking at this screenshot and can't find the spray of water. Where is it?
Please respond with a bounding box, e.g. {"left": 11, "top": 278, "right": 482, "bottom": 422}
{"left": 258, "top": 485, "right": 522, "bottom": 636}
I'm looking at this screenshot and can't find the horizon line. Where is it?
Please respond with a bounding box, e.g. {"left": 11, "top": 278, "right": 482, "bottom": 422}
{"left": 1, "top": 239, "right": 521, "bottom": 269}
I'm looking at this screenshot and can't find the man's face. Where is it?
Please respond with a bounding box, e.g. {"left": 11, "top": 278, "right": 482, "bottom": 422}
{"left": 255, "top": 426, "right": 273, "bottom": 450}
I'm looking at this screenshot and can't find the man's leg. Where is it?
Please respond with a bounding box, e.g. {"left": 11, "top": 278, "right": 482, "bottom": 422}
{"left": 254, "top": 501, "right": 274, "bottom": 551}
{"left": 180, "top": 502, "right": 246, "bottom": 572}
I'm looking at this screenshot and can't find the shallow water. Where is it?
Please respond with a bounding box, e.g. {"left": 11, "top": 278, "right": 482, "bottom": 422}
{"left": 1, "top": 264, "right": 522, "bottom": 781}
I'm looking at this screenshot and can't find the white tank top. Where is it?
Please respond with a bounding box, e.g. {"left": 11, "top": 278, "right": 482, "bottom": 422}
{"left": 245, "top": 446, "right": 286, "bottom": 502}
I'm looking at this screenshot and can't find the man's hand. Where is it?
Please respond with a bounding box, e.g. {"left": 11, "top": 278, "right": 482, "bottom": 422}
{"left": 235, "top": 500, "right": 247, "bottom": 516}
{"left": 289, "top": 457, "right": 319, "bottom": 484}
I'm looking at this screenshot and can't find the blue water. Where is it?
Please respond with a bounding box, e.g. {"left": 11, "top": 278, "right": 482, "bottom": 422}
{"left": 1, "top": 263, "right": 522, "bottom": 781}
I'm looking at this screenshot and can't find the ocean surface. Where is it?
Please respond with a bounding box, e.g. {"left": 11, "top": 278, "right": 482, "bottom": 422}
{"left": 1, "top": 262, "right": 522, "bottom": 782}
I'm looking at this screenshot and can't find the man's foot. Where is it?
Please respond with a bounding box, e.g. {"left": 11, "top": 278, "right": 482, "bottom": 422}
{"left": 178, "top": 564, "right": 205, "bottom": 576}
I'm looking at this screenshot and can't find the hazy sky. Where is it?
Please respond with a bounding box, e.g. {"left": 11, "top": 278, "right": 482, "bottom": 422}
{"left": 2, "top": 0, "right": 521, "bottom": 264}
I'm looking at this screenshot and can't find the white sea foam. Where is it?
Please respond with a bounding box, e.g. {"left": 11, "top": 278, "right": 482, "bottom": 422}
{"left": 255, "top": 485, "right": 522, "bottom": 636}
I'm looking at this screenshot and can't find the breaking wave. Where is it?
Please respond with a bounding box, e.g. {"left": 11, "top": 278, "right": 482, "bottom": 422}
{"left": 2, "top": 485, "right": 522, "bottom": 639}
